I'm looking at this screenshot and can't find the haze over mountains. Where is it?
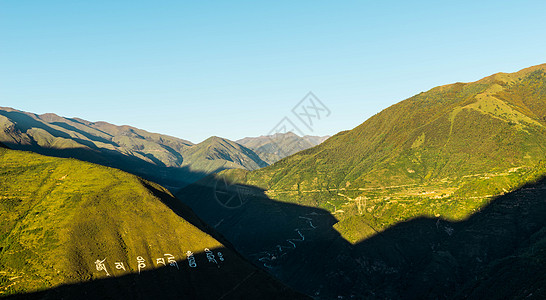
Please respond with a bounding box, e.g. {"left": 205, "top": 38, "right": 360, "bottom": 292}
{"left": 237, "top": 132, "right": 330, "bottom": 164}
{"left": 178, "top": 64, "right": 546, "bottom": 298}
{"left": 0, "top": 107, "right": 326, "bottom": 191}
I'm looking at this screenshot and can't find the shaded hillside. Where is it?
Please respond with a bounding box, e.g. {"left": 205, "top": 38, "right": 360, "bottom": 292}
{"left": 234, "top": 64, "right": 546, "bottom": 241}
{"left": 177, "top": 174, "right": 347, "bottom": 299}
{"left": 237, "top": 132, "right": 330, "bottom": 164}
{"left": 0, "top": 109, "right": 192, "bottom": 167}
{"left": 0, "top": 108, "right": 267, "bottom": 190}
{"left": 177, "top": 172, "right": 546, "bottom": 299}
{"left": 3, "top": 254, "right": 306, "bottom": 300}
{"left": 0, "top": 148, "right": 306, "bottom": 299}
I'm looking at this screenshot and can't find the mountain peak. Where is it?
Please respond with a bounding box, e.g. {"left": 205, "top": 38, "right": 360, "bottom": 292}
{"left": 201, "top": 135, "right": 228, "bottom": 144}
{"left": 244, "top": 63, "right": 546, "bottom": 225}
{"left": 272, "top": 131, "right": 299, "bottom": 138}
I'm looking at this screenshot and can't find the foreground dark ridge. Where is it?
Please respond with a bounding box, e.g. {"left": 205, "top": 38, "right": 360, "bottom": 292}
{"left": 2, "top": 248, "right": 306, "bottom": 300}
{"left": 178, "top": 173, "right": 546, "bottom": 299}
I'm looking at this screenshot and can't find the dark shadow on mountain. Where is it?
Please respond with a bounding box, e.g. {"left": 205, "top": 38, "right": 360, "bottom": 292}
{"left": 1, "top": 247, "right": 309, "bottom": 300}
{"left": 0, "top": 110, "right": 209, "bottom": 190}
{"left": 138, "top": 179, "right": 239, "bottom": 251}
{"left": 0, "top": 111, "right": 74, "bottom": 140}
{"left": 155, "top": 144, "right": 185, "bottom": 165}
{"left": 176, "top": 175, "right": 352, "bottom": 299}
{"left": 177, "top": 174, "right": 546, "bottom": 299}
{"left": 348, "top": 174, "right": 546, "bottom": 299}
{"left": 66, "top": 117, "right": 118, "bottom": 138}
{"left": 139, "top": 152, "right": 168, "bottom": 167}
{"left": 49, "top": 121, "right": 119, "bottom": 147}
{"left": 0, "top": 111, "right": 112, "bottom": 152}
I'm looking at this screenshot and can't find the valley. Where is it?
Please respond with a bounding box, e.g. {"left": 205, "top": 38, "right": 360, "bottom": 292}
{"left": 4, "top": 2, "right": 546, "bottom": 299}
{"left": 177, "top": 64, "right": 546, "bottom": 299}
{"left": 2, "top": 64, "right": 546, "bottom": 299}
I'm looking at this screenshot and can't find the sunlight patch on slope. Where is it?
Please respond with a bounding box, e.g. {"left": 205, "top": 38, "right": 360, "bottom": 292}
{"left": 464, "top": 84, "right": 543, "bottom": 130}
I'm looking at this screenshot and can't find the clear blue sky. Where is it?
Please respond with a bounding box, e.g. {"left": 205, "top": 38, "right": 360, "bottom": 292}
{"left": 1, "top": 1, "right": 545, "bottom": 143}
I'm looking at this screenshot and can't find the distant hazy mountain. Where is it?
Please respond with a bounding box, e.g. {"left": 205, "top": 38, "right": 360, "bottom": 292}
{"left": 0, "top": 147, "right": 305, "bottom": 299}
{"left": 0, "top": 107, "right": 267, "bottom": 190}
{"left": 182, "top": 136, "right": 268, "bottom": 173}
{"left": 237, "top": 132, "right": 329, "bottom": 164}
{"left": 178, "top": 64, "right": 546, "bottom": 298}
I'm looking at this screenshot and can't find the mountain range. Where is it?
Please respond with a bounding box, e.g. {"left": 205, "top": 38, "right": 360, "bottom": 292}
{"left": 0, "top": 107, "right": 326, "bottom": 191}
{"left": 2, "top": 64, "right": 546, "bottom": 299}
{"left": 237, "top": 132, "right": 330, "bottom": 164}
{"left": 178, "top": 64, "right": 546, "bottom": 298}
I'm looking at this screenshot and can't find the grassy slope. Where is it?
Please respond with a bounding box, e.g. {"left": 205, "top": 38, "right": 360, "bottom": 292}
{"left": 230, "top": 64, "right": 546, "bottom": 242}
{"left": 0, "top": 148, "right": 303, "bottom": 299}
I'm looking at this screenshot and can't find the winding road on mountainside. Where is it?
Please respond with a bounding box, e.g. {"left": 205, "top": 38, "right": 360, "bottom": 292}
{"left": 265, "top": 167, "right": 526, "bottom": 199}
{"left": 253, "top": 215, "right": 318, "bottom": 269}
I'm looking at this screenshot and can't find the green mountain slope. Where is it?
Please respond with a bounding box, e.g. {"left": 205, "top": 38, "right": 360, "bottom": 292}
{"left": 235, "top": 64, "right": 546, "bottom": 239}
{"left": 237, "top": 132, "right": 329, "bottom": 164}
{"left": 0, "top": 148, "right": 305, "bottom": 299}
{"left": 0, "top": 108, "right": 267, "bottom": 190}
{"left": 177, "top": 64, "right": 546, "bottom": 299}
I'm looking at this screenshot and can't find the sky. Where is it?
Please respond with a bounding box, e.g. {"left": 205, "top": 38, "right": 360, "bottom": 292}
{"left": 1, "top": 1, "right": 545, "bottom": 143}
